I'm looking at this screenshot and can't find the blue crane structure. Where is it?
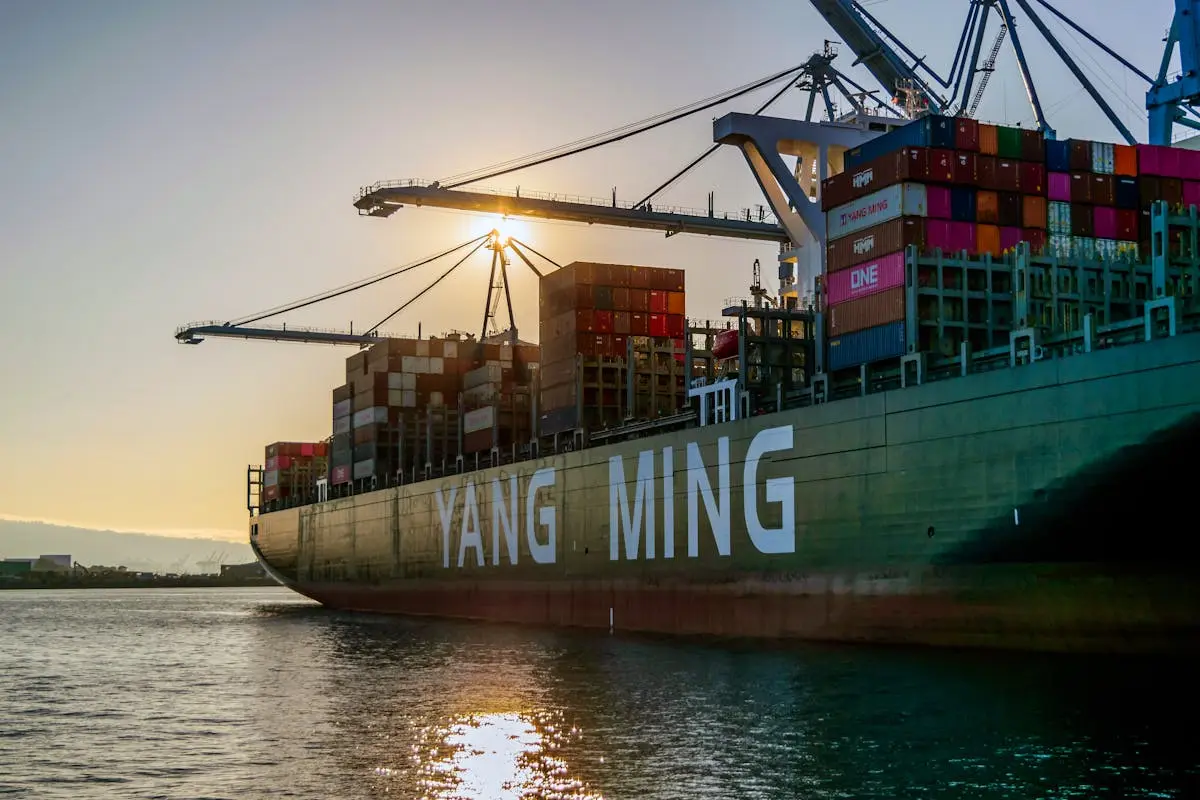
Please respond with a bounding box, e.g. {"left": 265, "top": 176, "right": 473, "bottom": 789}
{"left": 177, "top": 1, "right": 1200, "bottom": 347}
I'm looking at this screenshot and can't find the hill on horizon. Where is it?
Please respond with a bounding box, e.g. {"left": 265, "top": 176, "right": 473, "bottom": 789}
{"left": 0, "top": 519, "right": 254, "bottom": 574}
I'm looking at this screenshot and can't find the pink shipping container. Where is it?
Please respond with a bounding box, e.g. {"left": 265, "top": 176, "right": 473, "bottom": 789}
{"left": 926, "top": 185, "right": 952, "bottom": 219}
{"left": 1136, "top": 144, "right": 1187, "bottom": 178}
{"left": 1048, "top": 173, "right": 1071, "bottom": 202}
{"left": 1093, "top": 206, "right": 1119, "bottom": 240}
{"left": 1000, "top": 226, "right": 1024, "bottom": 252}
{"left": 825, "top": 251, "right": 906, "bottom": 305}
{"left": 1184, "top": 181, "right": 1200, "bottom": 209}
{"left": 925, "top": 220, "right": 977, "bottom": 254}
{"left": 331, "top": 464, "right": 351, "bottom": 485}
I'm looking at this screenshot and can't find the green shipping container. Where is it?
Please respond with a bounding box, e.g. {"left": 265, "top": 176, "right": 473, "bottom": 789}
{"left": 996, "top": 126, "right": 1023, "bottom": 160}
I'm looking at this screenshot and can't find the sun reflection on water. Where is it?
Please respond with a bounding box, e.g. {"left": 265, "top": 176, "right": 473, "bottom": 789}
{"left": 407, "top": 711, "right": 603, "bottom": 800}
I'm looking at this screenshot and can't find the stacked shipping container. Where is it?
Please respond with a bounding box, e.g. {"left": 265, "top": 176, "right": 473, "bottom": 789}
{"left": 263, "top": 441, "right": 328, "bottom": 502}
{"left": 538, "top": 262, "right": 686, "bottom": 434}
{"left": 821, "top": 114, "right": 1200, "bottom": 371}
{"left": 460, "top": 344, "right": 539, "bottom": 455}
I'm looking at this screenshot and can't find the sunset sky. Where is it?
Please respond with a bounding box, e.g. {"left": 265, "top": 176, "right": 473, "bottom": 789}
{"left": 0, "top": 0, "right": 1172, "bottom": 541}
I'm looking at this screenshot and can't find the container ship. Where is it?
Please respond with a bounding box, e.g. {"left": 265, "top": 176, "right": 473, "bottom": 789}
{"left": 245, "top": 114, "right": 1200, "bottom": 654}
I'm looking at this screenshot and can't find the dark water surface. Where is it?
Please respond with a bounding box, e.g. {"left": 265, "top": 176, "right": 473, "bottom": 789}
{"left": 0, "top": 587, "right": 1195, "bottom": 799}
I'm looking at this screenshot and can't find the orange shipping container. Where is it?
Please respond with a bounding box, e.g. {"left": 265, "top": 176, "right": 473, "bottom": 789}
{"left": 666, "top": 291, "right": 685, "bottom": 315}
{"left": 978, "top": 124, "right": 999, "bottom": 155}
{"left": 1022, "top": 195, "right": 1048, "bottom": 229}
{"left": 826, "top": 287, "right": 906, "bottom": 337}
{"left": 976, "top": 223, "right": 1001, "bottom": 256}
{"left": 1114, "top": 144, "right": 1137, "bottom": 177}
{"left": 976, "top": 190, "right": 1000, "bottom": 223}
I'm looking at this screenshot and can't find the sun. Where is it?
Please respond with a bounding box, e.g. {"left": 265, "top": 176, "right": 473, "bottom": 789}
{"left": 470, "top": 214, "right": 530, "bottom": 246}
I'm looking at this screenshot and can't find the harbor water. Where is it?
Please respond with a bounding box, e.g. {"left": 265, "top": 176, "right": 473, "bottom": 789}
{"left": 0, "top": 587, "right": 1195, "bottom": 799}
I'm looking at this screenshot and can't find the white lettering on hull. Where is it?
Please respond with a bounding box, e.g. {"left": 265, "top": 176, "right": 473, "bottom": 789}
{"left": 437, "top": 467, "right": 558, "bottom": 568}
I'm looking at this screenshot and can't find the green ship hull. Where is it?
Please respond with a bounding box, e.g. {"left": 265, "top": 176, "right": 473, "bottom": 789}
{"left": 252, "top": 332, "right": 1200, "bottom": 653}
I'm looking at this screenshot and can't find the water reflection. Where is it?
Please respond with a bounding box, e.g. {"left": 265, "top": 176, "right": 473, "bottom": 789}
{"left": 412, "top": 711, "right": 602, "bottom": 799}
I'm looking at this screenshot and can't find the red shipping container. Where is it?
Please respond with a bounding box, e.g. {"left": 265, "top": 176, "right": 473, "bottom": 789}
{"left": 955, "top": 117, "right": 980, "bottom": 151}
{"left": 952, "top": 151, "right": 977, "bottom": 185}
{"left": 667, "top": 315, "right": 685, "bottom": 337}
{"left": 926, "top": 185, "right": 952, "bottom": 219}
{"left": 976, "top": 156, "right": 997, "bottom": 189}
{"left": 1093, "top": 206, "right": 1119, "bottom": 240}
{"left": 630, "top": 313, "right": 649, "bottom": 336}
{"left": 593, "top": 310, "right": 614, "bottom": 334}
{"left": 1069, "top": 140, "right": 1092, "bottom": 171}
{"left": 825, "top": 250, "right": 905, "bottom": 305}
{"left": 649, "top": 314, "right": 669, "bottom": 337}
{"left": 826, "top": 217, "right": 926, "bottom": 272}
{"left": 999, "top": 226, "right": 1024, "bottom": 252}
{"left": 331, "top": 464, "right": 351, "bottom": 485}
{"left": 925, "top": 220, "right": 976, "bottom": 254}
{"left": 1019, "top": 162, "right": 1046, "bottom": 195}
{"left": 299, "top": 443, "right": 314, "bottom": 457}
{"left": 1069, "top": 173, "right": 1093, "bottom": 204}
{"left": 576, "top": 308, "right": 594, "bottom": 332}
{"left": 612, "top": 287, "right": 631, "bottom": 311}
{"left": 630, "top": 289, "right": 649, "bottom": 312}
{"left": 1048, "top": 172, "right": 1071, "bottom": 202}
{"left": 612, "top": 334, "right": 628, "bottom": 358}
{"left": 928, "top": 148, "right": 955, "bottom": 183}
{"left": 976, "top": 224, "right": 1001, "bottom": 256}
{"left": 1116, "top": 209, "right": 1138, "bottom": 239}
{"left": 1023, "top": 228, "right": 1048, "bottom": 255}
{"left": 668, "top": 268, "right": 686, "bottom": 292}
{"left": 672, "top": 337, "right": 686, "bottom": 363}
{"left": 1022, "top": 195, "right": 1048, "bottom": 229}
{"left": 826, "top": 286, "right": 905, "bottom": 337}
{"left": 649, "top": 290, "right": 668, "bottom": 313}
{"left": 994, "top": 160, "right": 1020, "bottom": 192}
{"left": 1184, "top": 181, "right": 1200, "bottom": 209}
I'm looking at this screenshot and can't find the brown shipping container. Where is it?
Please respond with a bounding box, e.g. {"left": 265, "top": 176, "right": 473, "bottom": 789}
{"left": 333, "top": 384, "right": 352, "bottom": 404}
{"left": 1069, "top": 139, "right": 1092, "bottom": 171}
{"left": 1069, "top": 173, "right": 1093, "bottom": 204}
{"left": 1139, "top": 175, "right": 1184, "bottom": 207}
{"left": 346, "top": 351, "right": 368, "bottom": 377}
{"left": 612, "top": 286, "right": 631, "bottom": 311}
{"left": 825, "top": 286, "right": 905, "bottom": 337}
{"left": 976, "top": 190, "right": 1000, "bottom": 223}
{"left": 1090, "top": 174, "right": 1116, "bottom": 206}
{"left": 978, "top": 123, "right": 999, "bottom": 155}
{"left": 629, "top": 266, "right": 651, "bottom": 289}
{"left": 1020, "top": 129, "right": 1045, "bottom": 163}
{"left": 1070, "top": 203, "right": 1094, "bottom": 237}
{"left": 976, "top": 223, "right": 1001, "bottom": 257}
{"left": 821, "top": 146, "right": 931, "bottom": 209}
{"left": 1019, "top": 162, "right": 1046, "bottom": 195}
{"left": 998, "top": 192, "right": 1023, "bottom": 227}
{"left": 629, "top": 289, "right": 649, "bottom": 312}
{"left": 575, "top": 283, "right": 594, "bottom": 309}
{"left": 976, "top": 156, "right": 997, "bottom": 190}
{"left": 1022, "top": 195, "right": 1048, "bottom": 229}
{"left": 994, "top": 160, "right": 1020, "bottom": 192}
{"left": 613, "top": 311, "right": 631, "bottom": 334}
{"left": 952, "top": 151, "right": 977, "bottom": 185}
{"left": 826, "top": 217, "right": 925, "bottom": 273}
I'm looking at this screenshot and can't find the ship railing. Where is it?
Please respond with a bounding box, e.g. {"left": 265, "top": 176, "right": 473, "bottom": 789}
{"left": 354, "top": 178, "right": 781, "bottom": 226}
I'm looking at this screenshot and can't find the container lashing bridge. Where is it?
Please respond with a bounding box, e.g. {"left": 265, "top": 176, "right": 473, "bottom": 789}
{"left": 177, "top": 0, "right": 1200, "bottom": 347}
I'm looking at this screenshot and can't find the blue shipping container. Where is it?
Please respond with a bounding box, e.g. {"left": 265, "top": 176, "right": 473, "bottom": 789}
{"left": 1045, "top": 139, "right": 1071, "bottom": 173}
{"left": 951, "top": 187, "right": 977, "bottom": 222}
{"left": 827, "top": 321, "right": 907, "bottom": 371}
{"left": 843, "top": 115, "right": 956, "bottom": 171}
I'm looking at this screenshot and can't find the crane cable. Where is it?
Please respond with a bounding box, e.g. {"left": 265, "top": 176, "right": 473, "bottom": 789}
{"left": 226, "top": 234, "right": 490, "bottom": 327}
{"left": 440, "top": 63, "right": 809, "bottom": 189}
{"left": 367, "top": 237, "right": 491, "bottom": 333}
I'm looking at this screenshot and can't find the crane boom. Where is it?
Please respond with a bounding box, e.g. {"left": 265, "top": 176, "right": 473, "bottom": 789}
{"left": 176, "top": 323, "right": 386, "bottom": 346}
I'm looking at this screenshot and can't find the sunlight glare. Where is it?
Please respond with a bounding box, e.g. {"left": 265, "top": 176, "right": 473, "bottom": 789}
{"left": 470, "top": 214, "right": 531, "bottom": 248}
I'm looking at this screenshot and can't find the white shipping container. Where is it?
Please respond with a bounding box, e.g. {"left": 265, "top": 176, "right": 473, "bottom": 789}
{"left": 400, "top": 355, "right": 430, "bottom": 373}
{"left": 386, "top": 372, "right": 404, "bottom": 390}
{"left": 1117, "top": 240, "right": 1140, "bottom": 261}
{"left": 332, "top": 399, "right": 352, "bottom": 418}
{"left": 464, "top": 406, "right": 495, "bottom": 434}
{"left": 464, "top": 364, "right": 502, "bottom": 390}
{"left": 333, "top": 416, "right": 351, "bottom": 435}
{"left": 1048, "top": 234, "right": 1072, "bottom": 259}
{"left": 428, "top": 356, "right": 444, "bottom": 375}
{"left": 387, "top": 389, "right": 417, "bottom": 408}
{"left": 428, "top": 391, "right": 444, "bottom": 406}
{"left": 415, "top": 340, "right": 430, "bottom": 357}
{"left": 1091, "top": 141, "right": 1115, "bottom": 175}
{"left": 443, "top": 340, "right": 459, "bottom": 359}
{"left": 1072, "top": 236, "right": 1097, "bottom": 261}
{"left": 1047, "top": 201, "right": 1072, "bottom": 235}
{"left": 1094, "top": 238, "right": 1119, "bottom": 262}
{"left": 464, "top": 385, "right": 499, "bottom": 405}
{"left": 264, "top": 469, "right": 279, "bottom": 487}
{"left": 825, "top": 182, "right": 928, "bottom": 241}
{"left": 352, "top": 459, "right": 377, "bottom": 480}
{"left": 352, "top": 406, "right": 388, "bottom": 429}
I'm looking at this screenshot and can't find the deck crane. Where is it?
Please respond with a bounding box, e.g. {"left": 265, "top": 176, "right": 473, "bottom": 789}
{"left": 174, "top": 230, "right": 560, "bottom": 348}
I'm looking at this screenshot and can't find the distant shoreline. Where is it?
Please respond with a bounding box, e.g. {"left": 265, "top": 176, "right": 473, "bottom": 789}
{"left": 0, "top": 576, "right": 280, "bottom": 590}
